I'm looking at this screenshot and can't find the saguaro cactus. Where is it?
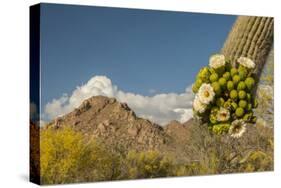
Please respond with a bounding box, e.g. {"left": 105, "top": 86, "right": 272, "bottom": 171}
{"left": 221, "top": 16, "right": 274, "bottom": 78}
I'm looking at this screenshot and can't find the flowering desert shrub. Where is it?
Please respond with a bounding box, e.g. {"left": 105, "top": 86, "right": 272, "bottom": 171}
{"left": 192, "top": 54, "right": 258, "bottom": 138}
{"left": 40, "top": 127, "right": 121, "bottom": 184}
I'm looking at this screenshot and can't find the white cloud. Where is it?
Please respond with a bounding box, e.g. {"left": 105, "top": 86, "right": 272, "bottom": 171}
{"left": 43, "top": 75, "right": 194, "bottom": 126}
{"left": 173, "top": 108, "right": 193, "bottom": 123}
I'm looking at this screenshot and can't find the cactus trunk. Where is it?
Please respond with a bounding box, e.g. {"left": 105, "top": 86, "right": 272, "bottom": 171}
{"left": 221, "top": 16, "right": 274, "bottom": 78}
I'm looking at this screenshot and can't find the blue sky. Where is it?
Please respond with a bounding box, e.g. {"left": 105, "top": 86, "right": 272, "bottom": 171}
{"left": 39, "top": 3, "right": 236, "bottom": 124}
{"left": 41, "top": 4, "right": 236, "bottom": 105}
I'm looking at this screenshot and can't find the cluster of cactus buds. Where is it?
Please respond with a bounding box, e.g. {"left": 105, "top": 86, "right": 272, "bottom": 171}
{"left": 192, "top": 54, "right": 258, "bottom": 138}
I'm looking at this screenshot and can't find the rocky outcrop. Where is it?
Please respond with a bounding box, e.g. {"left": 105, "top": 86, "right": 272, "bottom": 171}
{"left": 46, "top": 96, "right": 167, "bottom": 151}
{"left": 165, "top": 120, "right": 192, "bottom": 141}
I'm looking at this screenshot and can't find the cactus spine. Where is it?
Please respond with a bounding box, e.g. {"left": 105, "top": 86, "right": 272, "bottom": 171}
{"left": 221, "top": 16, "right": 274, "bottom": 78}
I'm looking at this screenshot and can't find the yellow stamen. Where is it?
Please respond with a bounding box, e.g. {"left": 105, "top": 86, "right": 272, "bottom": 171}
{"left": 204, "top": 91, "right": 210, "bottom": 97}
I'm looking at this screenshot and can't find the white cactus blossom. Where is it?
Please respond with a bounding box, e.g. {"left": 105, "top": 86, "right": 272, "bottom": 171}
{"left": 216, "top": 107, "right": 230, "bottom": 122}
{"left": 209, "top": 54, "right": 226, "bottom": 69}
{"left": 197, "top": 83, "right": 215, "bottom": 105}
{"left": 193, "top": 95, "right": 207, "bottom": 113}
{"left": 237, "top": 57, "right": 255, "bottom": 69}
{"left": 229, "top": 119, "right": 247, "bottom": 138}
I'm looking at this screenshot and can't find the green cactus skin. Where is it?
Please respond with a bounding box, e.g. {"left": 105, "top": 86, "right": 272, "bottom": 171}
{"left": 221, "top": 16, "right": 273, "bottom": 78}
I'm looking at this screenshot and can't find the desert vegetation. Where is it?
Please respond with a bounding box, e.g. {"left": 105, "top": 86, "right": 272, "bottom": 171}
{"left": 39, "top": 119, "right": 273, "bottom": 185}
{"left": 40, "top": 127, "right": 172, "bottom": 184}
{"left": 40, "top": 127, "right": 121, "bottom": 184}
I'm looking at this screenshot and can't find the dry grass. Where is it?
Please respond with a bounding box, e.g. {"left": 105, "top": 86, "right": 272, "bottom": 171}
{"left": 180, "top": 121, "right": 273, "bottom": 175}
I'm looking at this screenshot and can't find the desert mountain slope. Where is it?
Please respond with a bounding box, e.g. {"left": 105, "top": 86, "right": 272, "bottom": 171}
{"left": 46, "top": 96, "right": 172, "bottom": 151}
{"left": 165, "top": 119, "right": 193, "bottom": 141}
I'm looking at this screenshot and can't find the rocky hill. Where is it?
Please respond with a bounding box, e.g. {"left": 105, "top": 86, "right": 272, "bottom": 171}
{"left": 46, "top": 96, "right": 174, "bottom": 151}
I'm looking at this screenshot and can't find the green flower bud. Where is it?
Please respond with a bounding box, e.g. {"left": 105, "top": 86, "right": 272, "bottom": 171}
{"left": 210, "top": 113, "right": 217, "bottom": 124}
{"left": 232, "top": 75, "right": 241, "bottom": 85}
{"left": 230, "top": 90, "right": 238, "bottom": 100}
{"left": 197, "top": 67, "right": 210, "bottom": 82}
{"left": 227, "top": 81, "right": 234, "bottom": 91}
{"left": 192, "top": 79, "right": 203, "bottom": 93}
{"left": 237, "top": 81, "right": 246, "bottom": 90}
{"left": 209, "top": 73, "right": 219, "bottom": 82}
{"left": 210, "top": 107, "right": 219, "bottom": 124}
{"left": 238, "top": 66, "right": 248, "bottom": 81}
{"left": 212, "top": 124, "right": 220, "bottom": 134}
{"left": 247, "top": 93, "right": 251, "bottom": 101}
{"left": 243, "top": 113, "right": 253, "bottom": 122}
{"left": 238, "top": 90, "right": 247, "bottom": 99}
{"left": 223, "top": 72, "right": 231, "bottom": 81}
{"left": 212, "top": 123, "right": 230, "bottom": 135}
{"left": 238, "top": 100, "right": 247, "bottom": 109}
{"left": 216, "top": 97, "right": 225, "bottom": 107}
{"left": 230, "top": 68, "right": 238, "bottom": 76}
{"left": 215, "top": 66, "right": 225, "bottom": 76}
{"left": 224, "top": 100, "right": 232, "bottom": 109}
{"left": 209, "top": 68, "right": 216, "bottom": 74}
{"left": 239, "top": 72, "right": 247, "bottom": 81}
{"left": 192, "top": 84, "right": 199, "bottom": 93}
{"left": 235, "top": 107, "right": 244, "bottom": 117}
{"left": 238, "top": 65, "right": 248, "bottom": 73}
{"left": 231, "top": 102, "right": 238, "bottom": 110}
{"left": 247, "top": 103, "right": 252, "bottom": 111}
{"left": 195, "top": 78, "right": 203, "bottom": 88}
{"left": 211, "top": 82, "right": 221, "bottom": 95}
{"left": 218, "top": 77, "right": 227, "bottom": 89}
{"left": 245, "top": 77, "right": 255, "bottom": 90}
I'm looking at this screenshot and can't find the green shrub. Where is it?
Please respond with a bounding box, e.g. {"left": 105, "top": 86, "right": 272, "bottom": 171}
{"left": 122, "top": 150, "right": 175, "bottom": 179}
